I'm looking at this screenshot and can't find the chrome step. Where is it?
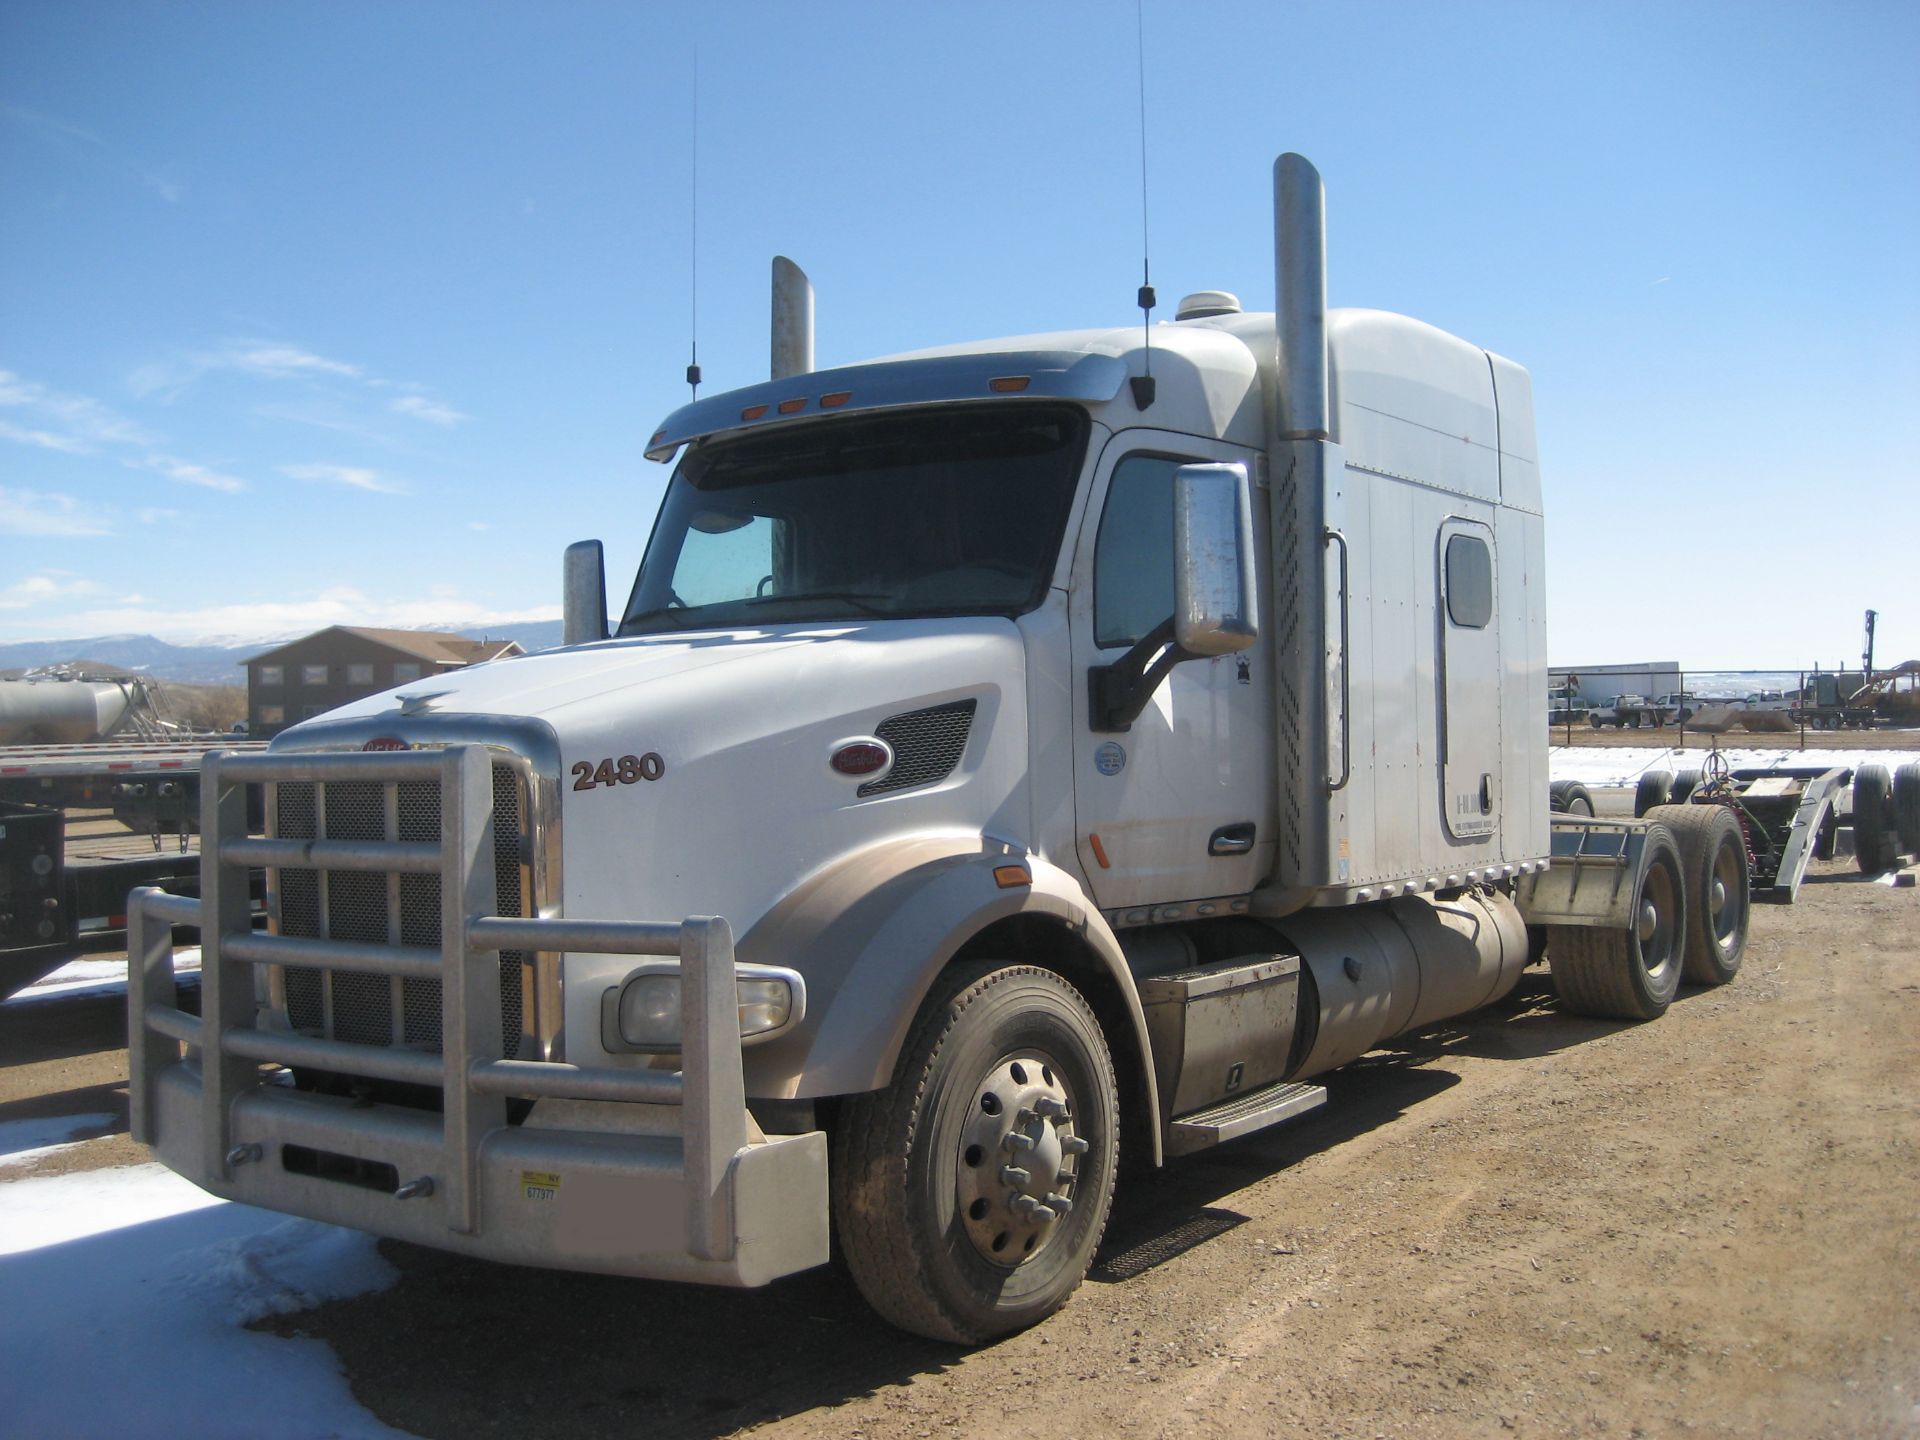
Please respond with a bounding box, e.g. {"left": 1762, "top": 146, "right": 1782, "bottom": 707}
{"left": 1166, "top": 1080, "right": 1328, "bottom": 1156}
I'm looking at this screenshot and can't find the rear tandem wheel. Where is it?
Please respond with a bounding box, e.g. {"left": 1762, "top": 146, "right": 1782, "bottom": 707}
{"left": 1547, "top": 822, "right": 1688, "bottom": 1022}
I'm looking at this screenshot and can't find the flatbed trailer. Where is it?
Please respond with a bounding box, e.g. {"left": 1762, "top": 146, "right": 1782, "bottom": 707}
{"left": 0, "top": 739, "right": 267, "bottom": 998}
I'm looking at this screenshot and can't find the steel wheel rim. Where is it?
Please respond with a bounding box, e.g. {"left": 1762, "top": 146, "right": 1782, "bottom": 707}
{"left": 1709, "top": 838, "right": 1744, "bottom": 949}
{"left": 1639, "top": 862, "right": 1679, "bottom": 974}
{"left": 955, "top": 1051, "right": 1087, "bottom": 1267}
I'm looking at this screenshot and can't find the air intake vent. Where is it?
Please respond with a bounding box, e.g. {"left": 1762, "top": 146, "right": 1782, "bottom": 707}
{"left": 860, "top": 699, "right": 977, "bottom": 797}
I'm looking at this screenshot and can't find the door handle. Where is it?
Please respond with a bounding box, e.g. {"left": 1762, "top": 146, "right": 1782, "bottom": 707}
{"left": 1209, "top": 822, "right": 1256, "bottom": 856}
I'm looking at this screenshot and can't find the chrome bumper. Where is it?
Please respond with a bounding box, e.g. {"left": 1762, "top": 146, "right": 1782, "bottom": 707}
{"left": 127, "top": 745, "right": 829, "bottom": 1288}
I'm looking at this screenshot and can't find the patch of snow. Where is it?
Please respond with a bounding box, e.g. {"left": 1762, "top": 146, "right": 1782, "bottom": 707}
{"left": 4, "top": 947, "right": 202, "bottom": 1006}
{"left": 0, "top": 1163, "right": 411, "bottom": 1438}
{"left": 1550, "top": 745, "right": 1920, "bottom": 790}
{"left": 0, "top": 1111, "right": 115, "bottom": 1167}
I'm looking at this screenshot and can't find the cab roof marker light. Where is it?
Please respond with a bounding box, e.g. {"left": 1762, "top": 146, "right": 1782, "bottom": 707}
{"left": 777, "top": 397, "right": 808, "bottom": 415}
{"left": 741, "top": 404, "right": 769, "bottom": 421}
{"left": 819, "top": 391, "right": 852, "bottom": 408}
{"left": 989, "top": 376, "right": 1031, "bottom": 393}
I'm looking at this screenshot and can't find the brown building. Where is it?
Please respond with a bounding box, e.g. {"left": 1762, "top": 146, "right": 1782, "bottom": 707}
{"left": 243, "top": 627, "right": 523, "bottom": 738}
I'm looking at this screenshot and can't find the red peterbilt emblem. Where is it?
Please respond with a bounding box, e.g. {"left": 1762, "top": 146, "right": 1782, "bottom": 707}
{"left": 362, "top": 737, "right": 410, "bottom": 751}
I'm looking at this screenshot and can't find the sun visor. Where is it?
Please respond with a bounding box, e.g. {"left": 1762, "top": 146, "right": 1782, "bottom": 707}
{"left": 642, "top": 350, "right": 1128, "bottom": 462}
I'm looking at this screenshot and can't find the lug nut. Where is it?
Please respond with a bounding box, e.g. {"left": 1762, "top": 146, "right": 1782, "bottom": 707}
{"left": 1004, "top": 1131, "right": 1036, "bottom": 1153}
{"left": 1009, "top": 1193, "right": 1041, "bottom": 1216}
{"left": 1061, "top": 1135, "right": 1090, "bottom": 1156}
{"left": 1000, "top": 1165, "right": 1031, "bottom": 1188}
{"left": 1034, "top": 1096, "right": 1068, "bottom": 1119}
{"left": 1044, "top": 1193, "right": 1073, "bottom": 1215}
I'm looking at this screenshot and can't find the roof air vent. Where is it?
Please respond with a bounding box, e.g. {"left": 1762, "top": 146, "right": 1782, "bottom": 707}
{"left": 1175, "top": 290, "right": 1242, "bottom": 321}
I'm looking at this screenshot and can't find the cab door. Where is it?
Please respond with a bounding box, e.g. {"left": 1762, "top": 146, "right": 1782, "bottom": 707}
{"left": 1437, "top": 516, "right": 1500, "bottom": 839}
{"left": 1067, "top": 433, "right": 1274, "bottom": 915}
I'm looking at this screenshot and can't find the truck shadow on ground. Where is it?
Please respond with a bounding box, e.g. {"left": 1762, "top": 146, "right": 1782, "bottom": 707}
{"left": 265, "top": 968, "right": 1664, "bottom": 1440}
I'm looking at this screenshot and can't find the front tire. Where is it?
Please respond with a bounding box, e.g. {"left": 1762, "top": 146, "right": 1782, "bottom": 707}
{"left": 831, "top": 963, "right": 1119, "bottom": 1344}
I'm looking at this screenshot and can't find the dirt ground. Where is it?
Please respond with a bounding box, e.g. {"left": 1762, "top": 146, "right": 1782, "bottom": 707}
{"left": 4, "top": 811, "right": 1917, "bottom": 1440}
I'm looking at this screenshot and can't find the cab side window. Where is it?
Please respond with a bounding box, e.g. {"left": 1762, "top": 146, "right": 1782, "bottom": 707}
{"left": 1093, "top": 455, "right": 1187, "bottom": 648}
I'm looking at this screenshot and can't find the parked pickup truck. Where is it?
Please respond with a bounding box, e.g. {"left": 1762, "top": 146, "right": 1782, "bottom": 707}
{"left": 1588, "top": 694, "right": 1655, "bottom": 728}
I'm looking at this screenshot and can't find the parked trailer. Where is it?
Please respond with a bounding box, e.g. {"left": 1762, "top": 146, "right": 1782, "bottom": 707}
{"left": 1635, "top": 756, "right": 1920, "bottom": 898}
{"left": 0, "top": 739, "right": 266, "bottom": 998}
{"left": 126, "top": 154, "right": 1749, "bottom": 1344}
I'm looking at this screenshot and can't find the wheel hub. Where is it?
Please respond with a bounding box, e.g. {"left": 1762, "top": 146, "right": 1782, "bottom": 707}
{"left": 956, "top": 1053, "right": 1088, "bottom": 1266}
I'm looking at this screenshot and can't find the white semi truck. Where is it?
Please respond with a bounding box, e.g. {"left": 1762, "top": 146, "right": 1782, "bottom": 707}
{"left": 127, "top": 154, "right": 1750, "bottom": 1344}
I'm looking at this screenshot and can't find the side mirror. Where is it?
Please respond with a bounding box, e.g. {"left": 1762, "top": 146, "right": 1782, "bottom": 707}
{"left": 1173, "top": 463, "right": 1258, "bottom": 655}
{"left": 563, "top": 540, "right": 609, "bottom": 647}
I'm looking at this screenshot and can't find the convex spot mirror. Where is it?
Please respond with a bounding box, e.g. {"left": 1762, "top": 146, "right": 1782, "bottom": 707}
{"left": 1173, "top": 462, "right": 1258, "bottom": 656}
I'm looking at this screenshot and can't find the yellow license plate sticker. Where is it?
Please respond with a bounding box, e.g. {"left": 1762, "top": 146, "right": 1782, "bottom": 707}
{"left": 522, "top": 1170, "right": 561, "bottom": 1201}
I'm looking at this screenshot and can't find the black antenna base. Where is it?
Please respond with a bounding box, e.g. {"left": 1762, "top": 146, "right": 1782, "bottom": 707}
{"left": 1137, "top": 284, "right": 1156, "bottom": 313}
{"left": 686, "top": 363, "right": 702, "bottom": 390}
{"left": 1129, "top": 375, "right": 1157, "bottom": 410}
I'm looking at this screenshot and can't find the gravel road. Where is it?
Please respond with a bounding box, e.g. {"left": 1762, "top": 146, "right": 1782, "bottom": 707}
{"left": 5, "top": 840, "right": 1916, "bottom": 1439}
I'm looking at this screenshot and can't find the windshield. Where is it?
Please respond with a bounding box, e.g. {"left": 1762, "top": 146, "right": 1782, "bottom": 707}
{"left": 619, "top": 404, "right": 1089, "bottom": 634}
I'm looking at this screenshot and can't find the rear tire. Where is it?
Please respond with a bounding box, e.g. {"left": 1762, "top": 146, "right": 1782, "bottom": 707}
{"left": 1854, "top": 765, "right": 1895, "bottom": 874}
{"left": 1893, "top": 763, "right": 1920, "bottom": 860}
{"left": 1670, "top": 768, "right": 1702, "bottom": 804}
{"left": 1634, "top": 770, "right": 1673, "bottom": 817}
{"left": 1550, "top": 779, "right": 1595, "bottom": 816}
{"left": 1549, "top": 823, "right": 1687, "bottom": 1021}
{"left": 1646, "top": 803, "right": 1749, "bottom": 985}
{"left": 831, "top": 963, "right": 1119, "bottom": 1344}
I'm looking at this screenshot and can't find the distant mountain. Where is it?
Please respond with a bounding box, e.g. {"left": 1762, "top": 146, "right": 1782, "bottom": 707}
{"left": 0, "top": 622, "right": 567, "bottom": 686}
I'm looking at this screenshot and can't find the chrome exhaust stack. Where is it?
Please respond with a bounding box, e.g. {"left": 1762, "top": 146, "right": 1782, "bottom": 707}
{"left": 1273, "top": 153, "right": 1329, "bottom": 442}
{"left": 771, "top": 256, "right": 814, "bottom": 380}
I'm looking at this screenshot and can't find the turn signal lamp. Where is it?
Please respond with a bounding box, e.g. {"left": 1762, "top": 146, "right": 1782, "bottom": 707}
{"left": 993, "top": 864, "right": 1033, "bottom": 889}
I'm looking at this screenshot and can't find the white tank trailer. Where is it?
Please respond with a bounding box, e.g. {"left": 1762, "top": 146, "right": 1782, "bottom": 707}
{"left": 0, "top": 673, "right": 150, "bottom": 745}
{"left": 126, "top": 154, "right": 1763, "bottom": 1346}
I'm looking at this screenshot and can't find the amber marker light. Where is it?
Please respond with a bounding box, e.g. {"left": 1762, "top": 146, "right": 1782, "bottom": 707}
{"left": 993, "top": 864, "right": 1033, "bottom": 889}
{"left": 741, "top": 404, "right": 769, "bottom": 421}
{"left": 777, "top": 397, "right": 808, "bottom": 415}
{"left": 819, "top": 391, "right": 852, "bottom": 408}
{"left": 1088, "top": 833, "right": 1112, "bottom": 869}
{"left": 988, "top": 376, "right": 1031, "bottom": 393}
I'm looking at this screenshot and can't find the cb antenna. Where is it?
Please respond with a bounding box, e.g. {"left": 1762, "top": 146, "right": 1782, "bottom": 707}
{"left": 687, "top": 44, "right": 702, "bottom": 398}
{"left": 1130, "top": 0, "right": 1156, "bottom": 410}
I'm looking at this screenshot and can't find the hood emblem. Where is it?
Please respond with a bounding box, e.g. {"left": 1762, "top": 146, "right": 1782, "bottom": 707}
{"left": 363, "top": 737, "right": 410, "bottom": 752}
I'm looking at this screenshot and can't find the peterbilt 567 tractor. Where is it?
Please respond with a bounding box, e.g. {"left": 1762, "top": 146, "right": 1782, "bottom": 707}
{"left": 127, "top": 154, "right": 1747, "bottom": 1344}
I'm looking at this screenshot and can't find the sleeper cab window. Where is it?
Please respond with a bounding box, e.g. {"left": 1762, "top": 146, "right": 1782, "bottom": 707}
{"left": 1445, "top": 534, "right": 1493, "bottom": 629}
{"left": 1093, "top": 454, "right": 1189, "bottom": 649}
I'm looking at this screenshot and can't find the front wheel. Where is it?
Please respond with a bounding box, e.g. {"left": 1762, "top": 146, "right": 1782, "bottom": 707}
{"left": 831, "top": 964, "right": 1119, "bottom": 1344}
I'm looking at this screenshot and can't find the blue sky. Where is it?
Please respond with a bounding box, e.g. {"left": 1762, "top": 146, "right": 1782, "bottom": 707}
{"left": 2, "top": 1, "right": 1915, "bottom": 670}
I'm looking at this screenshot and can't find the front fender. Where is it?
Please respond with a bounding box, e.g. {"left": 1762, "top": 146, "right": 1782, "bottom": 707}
{"left": 737, "top": 837, "right": 1158, "bottom": 1146}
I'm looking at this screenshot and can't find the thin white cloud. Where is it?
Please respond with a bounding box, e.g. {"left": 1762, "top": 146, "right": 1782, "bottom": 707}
{"left": 389, "top": 395, "right": 469, "bottom": 427}
{"left": 0, "top": 486, "right": 113, "bottom": 537}
{"left": 136, "top": 508, "right": 182, "bottom": 526}
{"left": 129, "top": 341, "right": 364, "bottom": 401}
{"left": 0, "top": 418, "right": 89, "bottom": 454}
{"left": 141, "top": 454, "right": 248, "bottom": 493}
{"left": 279, "top": 462, "right": 405, "bottom": 495}
{"left": 2, "top": 103, "right": 185, "bottom": 204}
{"left": 0, "top": 368, "right": 156, "bottom": 449}
{"left": 0, "top": 572, "right": 100, "bottom": 611}
{"left": 23, "top": 587, "right": 558, "bottom": 642}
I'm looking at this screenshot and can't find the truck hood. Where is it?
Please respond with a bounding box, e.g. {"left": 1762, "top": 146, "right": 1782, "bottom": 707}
{"left": 287, "top": 615, "right": 1034, "bottom": 951}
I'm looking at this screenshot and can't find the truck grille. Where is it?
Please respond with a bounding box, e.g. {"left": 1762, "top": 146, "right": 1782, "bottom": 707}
{"left": 275, "top": 763, "right": 530, "bottom": 1058}
{"left": 861, "top": 699, "right": 977, "bottom": 797}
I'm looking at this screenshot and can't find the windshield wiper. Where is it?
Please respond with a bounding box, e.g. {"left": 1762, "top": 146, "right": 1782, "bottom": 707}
{"left": 743, "top": 590, "right": 891, "bottom": 616}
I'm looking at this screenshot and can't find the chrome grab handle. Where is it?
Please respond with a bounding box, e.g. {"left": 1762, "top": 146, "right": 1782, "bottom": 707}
{"left": 1324, "top": 526, "right": 1351, "bottom": 793}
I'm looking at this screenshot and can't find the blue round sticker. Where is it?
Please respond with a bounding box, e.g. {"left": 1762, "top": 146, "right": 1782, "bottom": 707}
{"left": 1094, "top": 741, "right": 1127, "bottom": 777}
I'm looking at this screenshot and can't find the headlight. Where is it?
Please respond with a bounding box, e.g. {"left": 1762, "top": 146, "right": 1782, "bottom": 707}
{"left": 602, "top": 965, "right": 804, "bottom": 1053}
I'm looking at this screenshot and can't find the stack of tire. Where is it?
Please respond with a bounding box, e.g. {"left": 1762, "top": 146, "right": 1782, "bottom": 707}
{"left": 1853, "top": 762, "right": 1920, "bottom": 874}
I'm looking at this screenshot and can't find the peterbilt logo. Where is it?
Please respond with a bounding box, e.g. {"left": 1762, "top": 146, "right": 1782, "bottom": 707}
{"left": 362, "top": 737, "right": 410, "bottom": 752}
